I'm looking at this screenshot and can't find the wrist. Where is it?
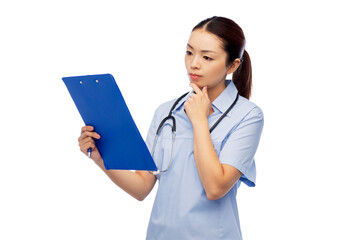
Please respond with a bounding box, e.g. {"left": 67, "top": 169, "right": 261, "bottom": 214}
{"left": 93, "top": 157, "right": 104, "bottom": 166}
{"left": 191, "top": 118, "right": 208, "bottom": 129}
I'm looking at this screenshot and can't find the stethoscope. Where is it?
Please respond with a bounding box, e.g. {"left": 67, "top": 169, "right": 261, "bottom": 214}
{"left": 149, "top": 91, "right": 240, "bottom": 175}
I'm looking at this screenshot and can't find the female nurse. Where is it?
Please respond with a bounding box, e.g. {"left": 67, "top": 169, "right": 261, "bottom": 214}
{"left": 78, "top": 16, "right": 264, "bottom": 240}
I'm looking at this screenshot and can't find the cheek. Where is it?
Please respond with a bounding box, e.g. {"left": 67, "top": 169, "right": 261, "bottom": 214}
{"left": 184, "top": 57, "right": 190, "bottom": 69}
{"left": 209, "top": 63, "right": 227, "bottom": 77}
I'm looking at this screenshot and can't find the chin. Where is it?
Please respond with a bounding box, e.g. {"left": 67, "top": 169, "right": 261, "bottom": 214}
{"left": 190, "top": 81, "right": 204, "bottom": 88}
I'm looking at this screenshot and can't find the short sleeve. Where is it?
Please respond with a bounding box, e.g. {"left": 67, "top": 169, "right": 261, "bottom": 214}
{"left": 219, "top": 106, "right": 264, "bottom": 187}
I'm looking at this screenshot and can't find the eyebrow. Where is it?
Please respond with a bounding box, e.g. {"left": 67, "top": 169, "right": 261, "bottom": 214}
{"left": 187, "top": 43, "right": 216, "bottom": 54}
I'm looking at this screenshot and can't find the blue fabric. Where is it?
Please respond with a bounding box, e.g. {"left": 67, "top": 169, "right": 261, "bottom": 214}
{"left": 145, "top": 80, "right": 264, "bottom": 240}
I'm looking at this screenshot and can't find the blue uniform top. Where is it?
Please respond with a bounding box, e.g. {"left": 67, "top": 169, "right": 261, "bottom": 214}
{"left": 145, "top": 80, "right": 264, "bottom": 240}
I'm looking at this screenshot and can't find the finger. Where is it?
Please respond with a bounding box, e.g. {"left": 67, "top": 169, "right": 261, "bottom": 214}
{"left": 78, "top": 131, "right": 100, "bottom": 142}
{"left": 190, "top": 83, "right": 202, "bottom": 95}
{"left": 81, "top": 125, "right": 94, "bottom": 134}
{"left": 79, "top": 136, "right": 95, "bottom": 147}
{"left": 78, "top": 131, "right": 101, "bottom": 142}
{"left": 80, "top": 141, "right": 95, "bottom": 154}
{"left": 202, "top": 86, "right": 209, "bottom": 100}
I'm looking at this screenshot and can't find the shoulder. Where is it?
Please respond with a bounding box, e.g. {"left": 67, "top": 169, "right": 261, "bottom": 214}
{"left": 156, "top": 98, "right": 177, "bottom": 112}
{"left": 153, "top": 97, "right": 179, "bottom": 119}
{"left": 231, "top": 95, "right": 264, "bottom": 123}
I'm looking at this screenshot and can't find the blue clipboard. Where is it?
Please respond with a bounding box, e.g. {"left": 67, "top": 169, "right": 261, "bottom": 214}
{"left": 62, "top": 73, "right": 158, "bottom": 171}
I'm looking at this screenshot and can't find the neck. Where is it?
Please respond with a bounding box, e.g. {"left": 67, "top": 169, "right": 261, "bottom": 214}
{"left": 206, "top": 80, "right": 226, "bottom": 103}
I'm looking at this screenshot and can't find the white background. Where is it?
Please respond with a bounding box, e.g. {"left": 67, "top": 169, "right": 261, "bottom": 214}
{"left": 1, "top": 0, "right": 359, "bottom": 239}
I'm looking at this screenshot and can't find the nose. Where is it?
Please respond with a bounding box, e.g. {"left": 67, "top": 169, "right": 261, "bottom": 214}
{"left": 190, "top": 56, "right": 200, "bottom": 70}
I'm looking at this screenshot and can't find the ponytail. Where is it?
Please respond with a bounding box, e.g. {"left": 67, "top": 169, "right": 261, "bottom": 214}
{"left": 232, "top": 50, "right": 252, "bottom": 100}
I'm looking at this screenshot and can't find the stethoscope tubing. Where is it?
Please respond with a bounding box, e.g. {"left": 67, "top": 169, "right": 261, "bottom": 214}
{"left": 150, "top": 91, "right": 239, "bottom": 175}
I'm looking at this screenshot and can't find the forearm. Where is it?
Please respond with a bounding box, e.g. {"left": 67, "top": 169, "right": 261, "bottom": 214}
{"left": 94, "top": 159, "right": 153, "bottom": 201}
{"left": 192, "top": 119, "right": 225, "bottom": 198}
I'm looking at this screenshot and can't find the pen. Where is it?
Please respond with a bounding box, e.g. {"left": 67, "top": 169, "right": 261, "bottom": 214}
{"left": 87, "top": 148, "right": 92, "bottom": 158}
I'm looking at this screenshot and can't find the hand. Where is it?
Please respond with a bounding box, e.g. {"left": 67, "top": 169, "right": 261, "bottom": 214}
{"left": 78, "top": 125, "right": 102, "bottom": 163}
{"left": 184, "top": 83, "right": 211, "bottom": 125}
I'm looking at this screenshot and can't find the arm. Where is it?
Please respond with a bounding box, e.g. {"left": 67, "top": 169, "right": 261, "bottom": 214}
{"left": 184, "top": 84, "right": 263, "bottom": 200}
{"left": 79, "top": 125, "right": 156, "bottom": 201}
{"left": 94, "top": 159, "right": 156, "bottom": 201}
{"left": 192, "top": 120, "right": 242, "bottom": 200}
{"left": 184, "top": 85, "right": 242, "bottom": 200}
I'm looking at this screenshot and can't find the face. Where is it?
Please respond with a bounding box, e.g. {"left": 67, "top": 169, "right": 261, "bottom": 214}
{"left": 185, "top": 29, "right": 233, "bottom": 91}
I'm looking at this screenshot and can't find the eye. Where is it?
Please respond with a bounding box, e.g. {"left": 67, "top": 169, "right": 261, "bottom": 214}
{"left": 203, "top": 56, "right": 213, "bottom": 61}
{"left": 186, "top": 50, "right": 192, "bottom": 55}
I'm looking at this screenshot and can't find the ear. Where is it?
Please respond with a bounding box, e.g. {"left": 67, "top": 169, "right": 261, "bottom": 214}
{"left": 226, "top": 58, "right": 241, "bottom": 75}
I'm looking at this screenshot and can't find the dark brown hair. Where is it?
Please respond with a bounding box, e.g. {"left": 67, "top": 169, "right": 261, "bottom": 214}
{"left": 193, "top": 16, "right": 252, "bottom": 99}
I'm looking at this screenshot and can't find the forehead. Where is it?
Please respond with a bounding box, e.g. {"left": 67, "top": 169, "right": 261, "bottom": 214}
{"left": 187, "top": 29, "right": 225, "bottom": 53}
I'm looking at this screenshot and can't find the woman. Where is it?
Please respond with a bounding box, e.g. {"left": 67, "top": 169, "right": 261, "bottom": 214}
{"left": 78, "top": 16, "right": 264, "bottom": 240}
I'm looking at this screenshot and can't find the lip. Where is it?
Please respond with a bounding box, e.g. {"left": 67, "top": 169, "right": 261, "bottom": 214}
{"left": 189, "top": 73, "right": 202, "bottom": 80}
